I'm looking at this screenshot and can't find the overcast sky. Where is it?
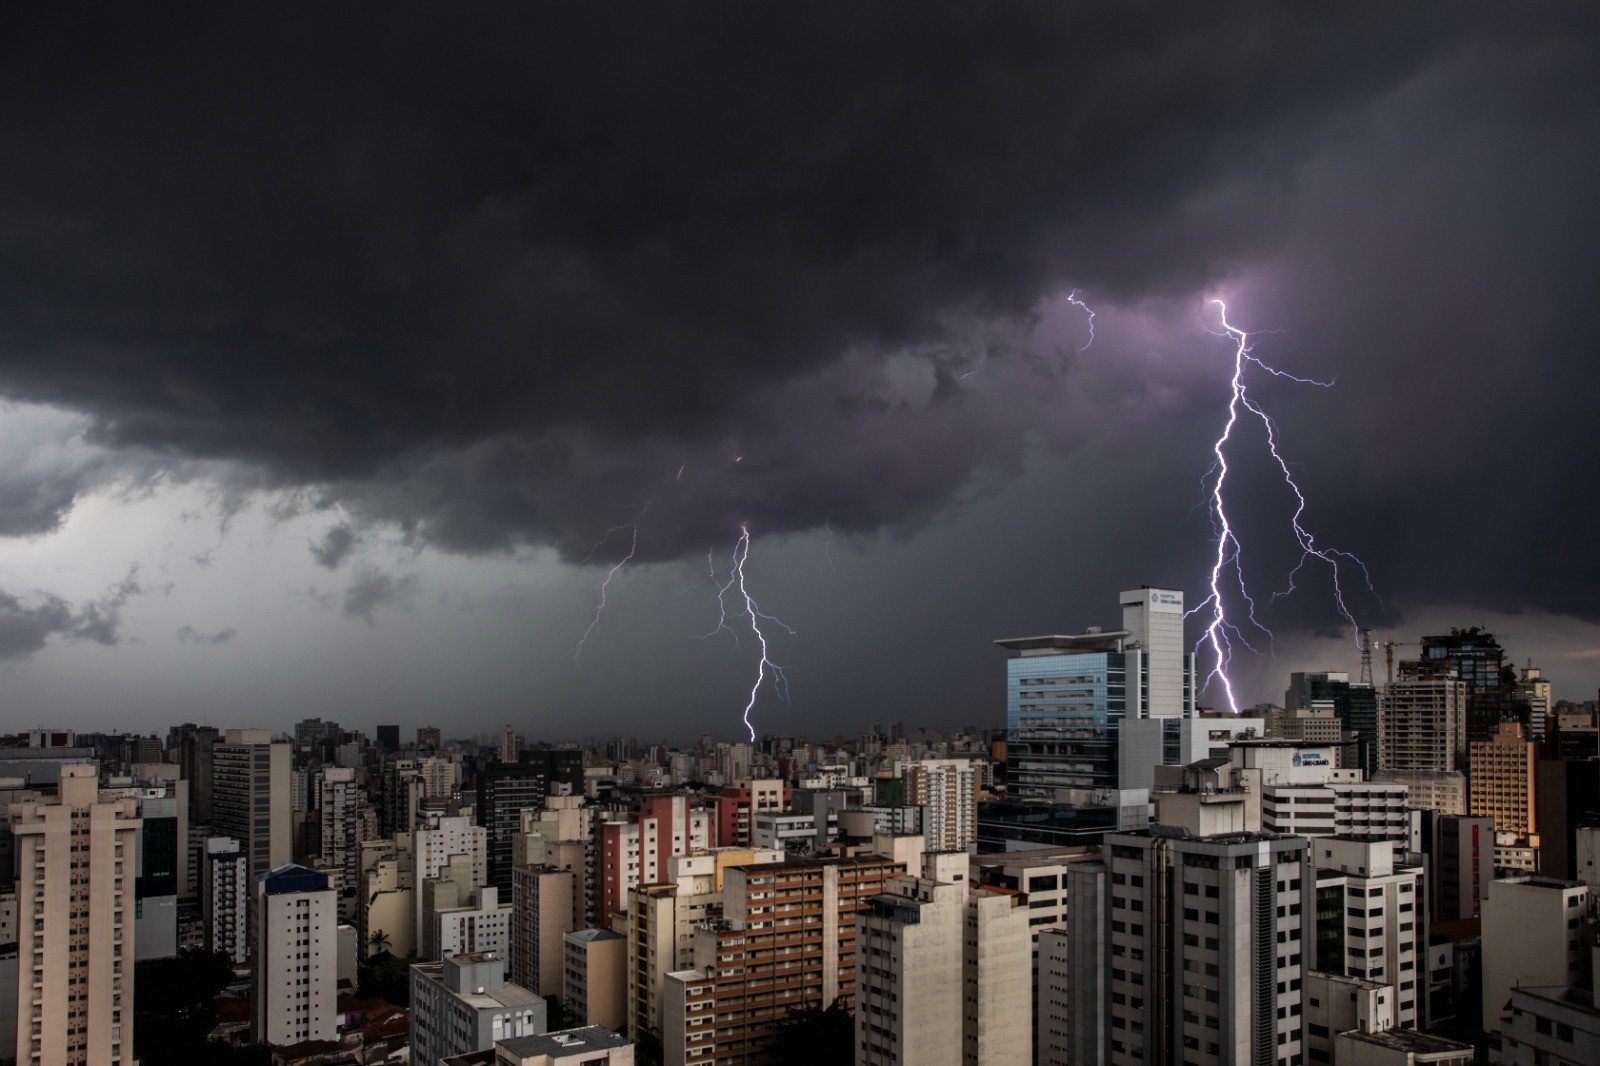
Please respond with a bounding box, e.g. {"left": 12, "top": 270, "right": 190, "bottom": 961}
{"left": 1, "top": 5, "right": 1596, "bottom": 742}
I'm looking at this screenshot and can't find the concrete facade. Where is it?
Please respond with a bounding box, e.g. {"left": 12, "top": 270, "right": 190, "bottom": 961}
{"left": 251, "top": 863, "right": 336, "bottom": 1047}
{"left": 1069, "top": 829, "right": 1314, "bottom": 1066}
{"left": 202, "top": 835, "right": 249, "bottom": 963}
{"left": 563, "top": 928, "right": 626, "bottom": 1033}
{"left": 8, "top": 765, "right": 142, "bottom": 1066}
{"left": 410, "top": 950, "right": 546, "bottom": 1066}
{"left": 212, "top": 730, "right": 291, "bottom": 881}
{"left": 1481, "top": 877, "right": 1590, "bottom": 1036}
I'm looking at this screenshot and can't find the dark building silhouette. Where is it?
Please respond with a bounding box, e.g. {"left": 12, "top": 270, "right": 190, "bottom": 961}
{"left": 476, "top": 749, "right": 584, "bottom": 888}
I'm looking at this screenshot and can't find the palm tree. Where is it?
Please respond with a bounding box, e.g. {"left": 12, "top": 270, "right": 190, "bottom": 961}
{"left": 368, "top": 928, "right": 392, "bottom": 957}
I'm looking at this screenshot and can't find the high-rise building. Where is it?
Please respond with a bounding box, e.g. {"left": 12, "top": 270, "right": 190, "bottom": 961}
{"left": 416, "top": 725, "right": 442, "bottom": 752}
{"left": 375, "top": 725, "right": 399, "bottom": 752}
{"left": 510, "top": 866, "right": 581, "bottom": 999}
{"left": 1480, "top": 877, "right": 1590, "bottom": 1036}
{"left": 119, "top": 781, "right": 183, "bottom": 963}
{"left": 251, "top": 864, "right": 337, "bottom": 1046}
{"left": 713, "top": 780, "right": 789, "bottom": 849}
{"left": 501, "top": 726, "right": 519, "bottom": 764}
{"left": 1536, "top": 758, "right": 1600, "bottom": 880}
{"left": 1068, "top": 828, "right": 1313, "bottom": 1066}
{"left": 596, "top": 792, "right": 712, "bottom": 929}
{"left": 997, "top": 587, "right": 1196, "bottom": 805}
{"left": 899, "top": 759, "right": 979, "bottom": 852}
{"left": 969, "top": 845, "right": 1103, "bottom": 1059}
{"left": 659, "top": 854, "right": 906, "bottom": 1065}
{"left": 8, "top": 765, "right": 142, "bottom": 1066}
{"left": 170, "top": 723, "right": 220, "bottom": 828}
{"left": 1469, "top": 721, "right": 1538, "bottom": 839}
{"left": 625, "top": 849, "right": 785, "bottom": 1040}
{"left": 414, "top": 813, "right": 487, "bottom": 941}
{"left": 1308, "top": 838, "right": 1426, "bottom": 1031}
{"left": 1428, "top": 814, "right": 1494, "bottom": 922}
{"left": 855, "top": 851, "right": 1033, "bottom": 1066}
{"left": 319, "top": 767, "right": 361, "bottom": 918}
{"left": 477, "top": 751, "right": 583, "bottom": 889}
{"left": 213, "top": 729, "right": 291, "bottom": 881}
{"left": 1416, "top": 627, "right": 1515, "bottom": 747}
{"left": 1378, "top": 675, "right": 1467, "bottom": 774}
{"left": 202, "top": 837, "right": 249, "bottom": 964}
{"left": 564, "top": 929, "right": 626, "bottom": 1033}
{"left": 1285, "top": 671, "right": 1380, "bottom": 776}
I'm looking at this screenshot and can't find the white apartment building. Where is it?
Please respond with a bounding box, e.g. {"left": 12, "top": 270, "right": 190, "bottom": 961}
{"left": 415, "top": 814, "right": 488, "bottom": 946}
{"left": 410, "top": 950, "right": 545, "bottom": 1066}
{"left": 8, "top": 764, "right": 142, "bottom": 1066}
{"left": 1501, "top": 976, "right": 1600, "bottom": 1066}
{"left": 1263, "top": 781, "right": 1410, "bottom": 841}
{"left": 1038, "top": 927, "right": 1075, "bottom": 1066}
{"left": 251, "top": 863, "right": 337, "bottom": 1046}
{"left": 435, "top": 885, "right": 512, "bottom": 961}
{"left": 898, "top": 759, "right": 979, "bottom": 852}
{"left": 202, "top": 836, "right": 250, "bottom": 964}
{"left": 855, "top": 851, "right": 1032, "bottom": 1066}
{"left": 1070, "top": 829, "right": 1314, "bottom": 1066}
{"left": 1309, "top": 838, "right": 1426, "bottom": 1030}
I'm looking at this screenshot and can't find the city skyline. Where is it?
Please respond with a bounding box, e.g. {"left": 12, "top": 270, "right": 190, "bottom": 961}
{"left": 0, "top": 7, "right": 1597, "bottom": 739}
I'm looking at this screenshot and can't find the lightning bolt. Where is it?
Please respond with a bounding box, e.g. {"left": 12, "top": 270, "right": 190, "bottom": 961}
{"left": 701, "top": 524, "right": 795, "bottom": 740}
{"left": 1066, "top": 289, "right": 1096, "bottom": 351}
{"left": 1187, "top": 300, "right": 1376, "bottom": 711}
{"left": 566, "top": 520, "right": 638, "bottom": 663}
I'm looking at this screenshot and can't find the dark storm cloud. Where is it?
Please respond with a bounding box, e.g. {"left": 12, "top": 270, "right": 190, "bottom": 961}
{"left": 309, "top": 523, "right": 358, "bottom": 570}
{"left": 0, "top": 4, "right": 1596, "bottom": 634}
{"left": 342, "top": 569, "right": 419, "bottom": 623}
{"left": 176, "top": 624, "right": 238, "bottom": 645}
{"left": 0, "top": 569, "right": 142, "bottom": 658}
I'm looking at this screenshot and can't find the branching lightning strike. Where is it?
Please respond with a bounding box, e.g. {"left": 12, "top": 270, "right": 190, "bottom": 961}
{"left": 566, "top": 520, "right": 639, "bottom": 664}
{"left": 702, "top": 524, "right": 795, "bottom": 741}
{"left": 1187, "top": 301, "right": 1376, "bottom": 710}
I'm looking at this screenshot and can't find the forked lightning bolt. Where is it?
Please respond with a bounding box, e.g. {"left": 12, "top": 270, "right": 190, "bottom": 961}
{"left": 703, "top": 524, "right": 795, "bottom": 740}
{"left": 566, "top": 521, "right": 638, "bottom": 663}
{"left": 1188, "top": 300, "right": 1376, "bottom": 711}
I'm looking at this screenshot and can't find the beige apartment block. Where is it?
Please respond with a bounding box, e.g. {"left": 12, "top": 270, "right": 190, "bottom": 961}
{"left": 661, "top": 853, "right": 906, "bottom": 1065}
{"left": 9, "top": 764, "right": 142, "bottom": 1066}
{"left": 1481, "top": 876, "right": 1591, "bottom": 1036}
{"left": 1468, "top": 721, "right": 1537, "bottom": 838}
{"left": 564, "top": 928, "right": 626, "bottom": 1032}
{"left": 624, "top": 847, "right": 783, "bottom": 1039}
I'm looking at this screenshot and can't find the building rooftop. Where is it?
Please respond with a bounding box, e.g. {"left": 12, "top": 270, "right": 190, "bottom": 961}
{"left": 1337, "top": 1027, "right": 1473, "bottom": 1054}
{"left": 969, "top": 846, "right": 1099, "bottom": 870}
{"left": 1511, "top": 984, "right": 1600, "bottom": 1013}
{"left": 564, "top": 927, "right": 624, "bottom": 945}
{"left": 257, "top": 863, "right": 330, "bottom": 894}
{"left": 995, "top": 631, "right": 1130, "bottom": 655}
{"left": 456, "top": 984, "right": 541, "bottom": 1011}
{"left": 499, "top": 1026, "right": 633, "bottom": 1058}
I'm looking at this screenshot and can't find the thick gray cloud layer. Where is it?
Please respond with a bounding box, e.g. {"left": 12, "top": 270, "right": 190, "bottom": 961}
{"left": 0, "top": 3, "right": 1596, "bottom": 684}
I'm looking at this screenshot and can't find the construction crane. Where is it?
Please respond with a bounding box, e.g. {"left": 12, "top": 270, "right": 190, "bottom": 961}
{"left": 1376, "top": 638, "right": 1423, "bottom": 686}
